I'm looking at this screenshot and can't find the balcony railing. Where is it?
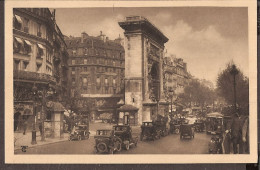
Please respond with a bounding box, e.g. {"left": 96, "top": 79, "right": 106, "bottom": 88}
{"left": 13, "top": 70, "right": 56, "bottom": 83}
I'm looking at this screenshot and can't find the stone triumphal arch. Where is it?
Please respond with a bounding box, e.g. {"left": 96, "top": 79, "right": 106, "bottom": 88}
{"left": 119, "top": 16, "right": 169, "bottom": 125}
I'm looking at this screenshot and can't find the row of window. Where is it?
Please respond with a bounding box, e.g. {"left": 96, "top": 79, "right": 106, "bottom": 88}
{"left": 13, "top": 37, "right": 44, "bottom": 58}
{"left": 70, "top": 86, "right": 119, "bottom": 97}
{"left": 71, "top": 76, "right": 118, "bottom": 87}
{"left": 69, "top": 47, "right": 124, "bottom": 59}
{"left": 13, "top": 14, "right": 45, "bottom": 38}
{"left": 71, "top": 58, "right": 124, "bottom": 67}
{"left": 13, "top": 59, "right": 52, "bottom": 74}
{"left": 71, "top": 67, "right": 123, "bottom": 74}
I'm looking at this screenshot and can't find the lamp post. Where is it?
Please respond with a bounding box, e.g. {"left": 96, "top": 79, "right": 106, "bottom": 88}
{"left": 31, "top": 83, "right": 38, "bottom": 145}
{"left": 230, "top": 64, "right": 239, "bottom": 111}
{"left": 169, "top": 88, "right": 174, "bottom": 119}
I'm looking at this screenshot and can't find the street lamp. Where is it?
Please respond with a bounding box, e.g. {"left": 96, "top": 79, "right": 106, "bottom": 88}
{"left": 169, "top": 88, "right": 174, "bottom": 119}
{"left": 230, "top": 64, "right": 239, "bottom": 111}
{"left": 31, "top": 83, "right": 38, "bottom": 145}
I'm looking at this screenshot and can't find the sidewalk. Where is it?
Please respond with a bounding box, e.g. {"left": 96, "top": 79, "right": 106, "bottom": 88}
{"left": 14, "top": 131, "right": 69, "bottom": 151}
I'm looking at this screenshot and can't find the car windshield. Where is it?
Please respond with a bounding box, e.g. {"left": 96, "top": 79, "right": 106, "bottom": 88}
{"left": 114, "top": 126, "right": 127, "bottom": 131}
{"left": 97, "top": 130, "right": 111, "bottom": 135}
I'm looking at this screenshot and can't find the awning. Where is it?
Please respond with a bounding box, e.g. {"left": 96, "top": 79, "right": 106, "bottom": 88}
{"left": 24, "top": 40, "right": 32, "bottom": 46}
{"left": 37, "top": 43, "right": 44, "bottom": 49}
{"left": 14, "top": 15, "right": 23, "bottom": 24}
{"left": 14, "top": 37, "right": 23, "bottom": 44}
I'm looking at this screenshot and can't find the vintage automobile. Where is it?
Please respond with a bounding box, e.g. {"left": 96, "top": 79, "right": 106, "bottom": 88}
{"left": 69, "top": 124, "right": 90, "bottom": 141}
{"left": 169, "top": 120, "right": 180, "bottom": 134}
{"left": 208, "top": 132, "right": 223, "bottom": 154}
{"left": 140, "top": 122, "right": 160, "bottom": 141}
{"left": 180, "top": 124, "right": 194, "bottom": 139}
{"left": 205, "top": 112, "right": 223, "bottom": 135}
{"left": 113, "top": 125, "right": 138, "bottom": 150}
{"left": 94, "top": 129, "right": 122, "bottom": 154}
{"left": 194, "top": 119, "right": 205, "bottom": 132}
{"left": 153, "top": 119, "right": 170, "bottom": 137}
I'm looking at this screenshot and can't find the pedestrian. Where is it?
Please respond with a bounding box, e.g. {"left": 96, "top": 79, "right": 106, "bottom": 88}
{"left": 230, "top": 110, "right": 244, "bottom": 154}
{"left": 242, "top": 116, "right": 249, "bottom": 153}
{"left": 23, "top": 119, "right": 28, "bottom": 135}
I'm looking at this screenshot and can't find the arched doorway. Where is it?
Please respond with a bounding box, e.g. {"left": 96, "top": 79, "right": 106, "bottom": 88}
{"left": 149, "top": 63, "right": 160, "bottom": 101}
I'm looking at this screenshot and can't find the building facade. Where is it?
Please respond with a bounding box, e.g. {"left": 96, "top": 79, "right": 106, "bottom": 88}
{"left": 65, "top": 32, "right": 125, "bottom": 121}
{"left": 13, "top": 8, "right": 69, "bottom": 138}
{"left": 163, "top": 55, "right": 190, "bottom": 100}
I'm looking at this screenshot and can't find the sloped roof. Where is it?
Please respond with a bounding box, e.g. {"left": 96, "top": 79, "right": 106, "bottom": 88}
{"left": 65, "top": 36, "right": 124, "bottom": 51}
{"left": 46, "top": 101, "right": 65, "bottom": 112}
{"left": 117, "top": 104, "right": 139, "bottom": 112}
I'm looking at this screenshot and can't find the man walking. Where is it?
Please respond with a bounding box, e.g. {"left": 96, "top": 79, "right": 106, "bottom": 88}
{"left": 231, "top": 111, "right": 244, "bottom": 154}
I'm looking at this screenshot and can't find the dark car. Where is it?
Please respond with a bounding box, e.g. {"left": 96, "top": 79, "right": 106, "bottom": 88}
{"left": 140, "top": 122, "right": 160, "bottom": 141}
{"left": 94, "top": 129, "right": 122, "bottom": 154}
{"left": 153, "top": 120, "right": 170, "bottom": 137}
{"left": 180, "top": 124, "right": 194, "bottom": 139}
{"left": 170, "top": 119, "right": 180, "bottom": 134}
{"left": 194, "top": 120, "right": 205, "bottom": 132}
{"left": 69, "top": 124, "right": 90, "bottom": 141}
{"left": 113, "top": 125, "right": 138, "bottom": 150}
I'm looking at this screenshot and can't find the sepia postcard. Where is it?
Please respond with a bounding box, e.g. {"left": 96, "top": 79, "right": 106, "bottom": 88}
{"left": 4, "top": 0, "right": 258, "bottom": 164}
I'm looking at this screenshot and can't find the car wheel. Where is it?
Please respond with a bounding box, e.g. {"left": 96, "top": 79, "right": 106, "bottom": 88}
{"left": 97, "top": 142, "right": 107, "bottom": 153}
{"left": 78, "top": 135, "right": 81, "bottom": 141}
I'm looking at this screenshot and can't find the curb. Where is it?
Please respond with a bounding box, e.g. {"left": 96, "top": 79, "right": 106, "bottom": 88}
{"left": 14, "top": 137, "right": 70, "bottom": 152}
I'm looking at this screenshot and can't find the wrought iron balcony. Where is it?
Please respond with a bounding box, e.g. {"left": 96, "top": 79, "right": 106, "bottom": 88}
{"left": 13, "top": 70, "right": 56, "bottom": 83}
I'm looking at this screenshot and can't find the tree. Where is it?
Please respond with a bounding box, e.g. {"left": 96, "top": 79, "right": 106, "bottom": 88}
{"left": 216, "top": 62, "right": 249, "bottom": 112}
{"left": 179, "top": 79, "right": 216, "bottom": 108}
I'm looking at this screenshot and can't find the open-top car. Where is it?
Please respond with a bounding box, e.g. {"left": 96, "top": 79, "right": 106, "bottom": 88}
{"left": 94, "top": 129, "right": 122, "bottom": 154}
{"left": 113, "top": 125, "right": 138, "bottom": 150}
{"left": 69, "top": 124, "right": 90, "bottom": 141}
{"left": 180, "top": 124, "right": 194, "bottom": 139}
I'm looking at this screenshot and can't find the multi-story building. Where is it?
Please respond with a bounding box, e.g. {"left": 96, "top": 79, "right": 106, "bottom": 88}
{"left": 13, "top": 8, "right": 69, "bottom": 138}
{"left": 163, "top": 55, "right": 190, "bottom": 100}
{"left": 65, "top": 31, "right": 125, "bottom": 121}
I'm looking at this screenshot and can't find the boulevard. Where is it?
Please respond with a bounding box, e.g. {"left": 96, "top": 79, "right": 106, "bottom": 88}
{"left": 15, "top": 130, "right": 211, "bottom": 154}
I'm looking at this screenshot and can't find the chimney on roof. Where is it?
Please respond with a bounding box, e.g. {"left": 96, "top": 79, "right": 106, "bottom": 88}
{"left": 81, "top": 32, "right": 88, "bottom": 43}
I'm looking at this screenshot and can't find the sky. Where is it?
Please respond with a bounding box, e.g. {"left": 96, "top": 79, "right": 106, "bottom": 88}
{"left": 54, "top": 7, "right": 248, "bottom": 86}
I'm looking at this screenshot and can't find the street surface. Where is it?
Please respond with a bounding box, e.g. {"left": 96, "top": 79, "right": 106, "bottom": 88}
{"left": 15, "top": 132, "right": 211, "bottom": 154}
